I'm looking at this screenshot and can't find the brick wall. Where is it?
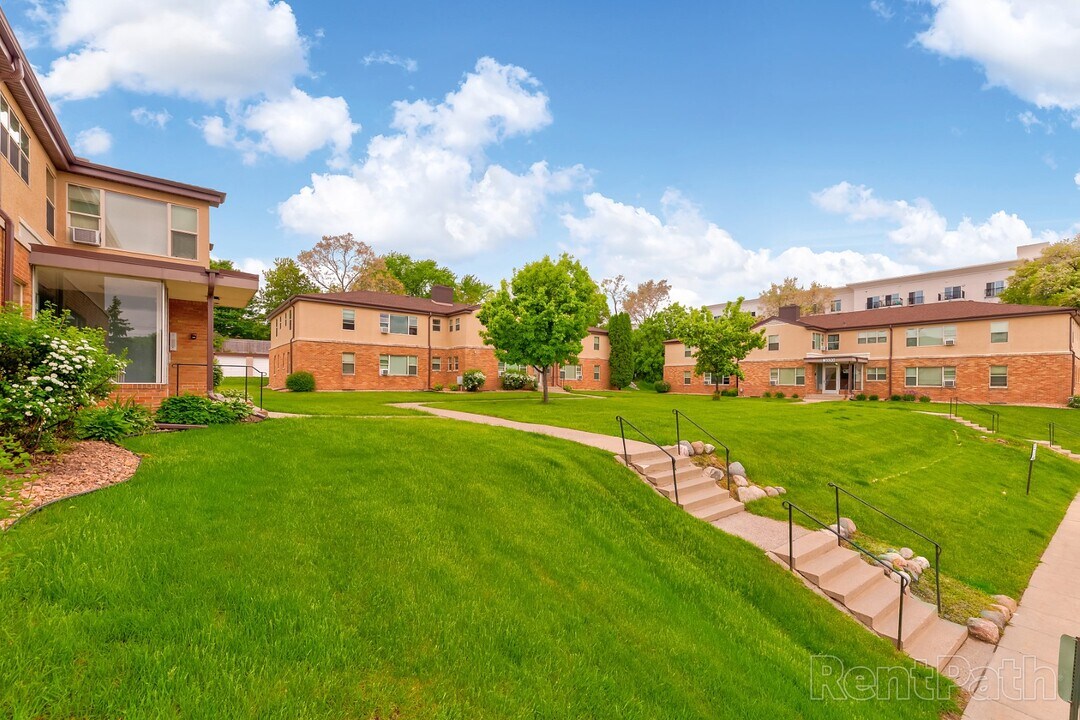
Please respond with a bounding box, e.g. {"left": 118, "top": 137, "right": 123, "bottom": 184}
{"left": 168, "top": 299, "right": 212, "bottom": 395}
{"left": 661, "top": 366, "right": 736, "bottom": 395}
{"left": 894, "top": 354, "right": 1074, "bottom": 405}
{"left": 13, "top": 243, "right": 30, "bottom": 316}
{"left": 555, "top": 359, "right": 611, "bottom": 390}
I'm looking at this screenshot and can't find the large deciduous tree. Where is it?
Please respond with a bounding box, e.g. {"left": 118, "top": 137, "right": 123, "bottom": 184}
{"left": 607, "top": 312, "right": 634, "bottom": 389}
{"left": 210, "top": 259, "right": 269, "bottom": 340}
{"left": 600, "top": 274, "right": 629, "bottom": 317}
{"left": 478, "top": 254, "right": 607, "bottom": 403}
{"left": 383, "top": 253, "right": 457, "bottom": 297}
{"left": 1000, "top": 237, "right": 1080, "bottom": 308}
{"left": 257, "top": 257, "right": 320, "bottom": 317}
{"left": 297, "top": 234, "right": 392, "bottom": 292}
{"left": 677, "top": 300, "right": 765, "bottom": 397}
{"left": 624, "top": 279, "right": 671, "bottom": 326}
{"left": 758, "top": 277, "right": 833, "bottom": 317}
{"left": 632, "top": 303, "right": 688, "bottom": 382}
{"left": 456, "top": 274, "right": 494, "bottom": 304}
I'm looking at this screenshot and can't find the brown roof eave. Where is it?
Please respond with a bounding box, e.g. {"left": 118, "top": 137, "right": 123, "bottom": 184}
{"left": 68, "top": 160, "right": 227, "bottom": 206}
{"left": 267, "top": 293, "right": 480, "bottom": 320}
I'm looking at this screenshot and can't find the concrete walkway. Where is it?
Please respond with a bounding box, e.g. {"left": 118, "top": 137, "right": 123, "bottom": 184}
{"left": 963, "top": 493, "right": 1080, "bottom": 720}
{"left": 390, "top": 403, "right": 654, "bottom": 455}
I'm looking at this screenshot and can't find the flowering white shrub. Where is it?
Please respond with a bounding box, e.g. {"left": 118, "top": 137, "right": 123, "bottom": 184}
{"left": 461, "top": 369, "right": 486, "bottom": 391}
{"left": 0, "top": 307, "right": 126, "bottom": 451}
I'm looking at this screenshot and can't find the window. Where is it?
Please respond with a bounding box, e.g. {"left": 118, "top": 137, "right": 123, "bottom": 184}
{"left": 498, "top": 361, "right": 526, "bottom": 374}
{"left": 812, "top": 333, "right": 823, "bottom": 350}
{"left": 170, "top": 205, "right": 198, "bottom": 260}
{"left": 985, "top": 280, "right": 1005, "bottom": 298}
{"left": 767, "top": 334, "right": 780, "bottom": 351}
{"left": 770, "top": 367, "right": 805, "bottom": 386}
{"left": 704, "top": 373, "right": 730, "bottom": 385}
{"left": 0, "top": 97, "right": 30, "bottom": 184}
{"left": 857, "top": 330, "right": 887, "bottom": 345}
{"left": 827, "top": 334, "right": 840, "bottom": 351}
{"left": 684, "top": 347, "right": 693, "bottom": 358}
{"left": 990, "top": 321, "right": 1008, "bottom": 343}
{"left": 342, "top": 309, "right": 355, "bottom": 330}
{"left": 908, "top": 290, "right": 924, "bottom": 305}
{"left": 884, "top": 294, "right": 902, "bottom": 307}
{"left": 36, "top": 268, "right": 164, "bottom": 383}
{"left": 45, "top": 170, "right": 55, "bottom": 236}
{"left": 866, "top": 367, "right": 887, "bottom": 381}
{"left": 866, "top": 296, "right": 883, "bottom": 310}
{"left": 990, "top": 365, "right": 1008, "bottom": 388}
{"left": 683, "top": 371, "right": 692, "bottom": 385}
{"left": 559, "top": 365, "right": 583, "bottom": 381}
{"left": 904, "top": 366, "right": 956, "bottom": 387}
{"left": 453, "top": 317, "right": 461, "bottom": 331}
{"left": 941, "top": 285, "right": 964, "bottom": 300}
{"left": 593, "top": 335, "right": 600, "bottom": 351}
{"left": 593, "top": 364, "right": 601, "bottom": 381}
{"left": 432, "top": 356, "right": 442, "bottom": 371}
{"left": 432, "top": 318, "right": 441, "bottom": 332}
{"left": 342, "top": 352, "right": 355, "bottom": 375}
{"left": 448, "top": 357, "right": 460, "bottom": 372}
{"left": 380, "top": 355, "right": 418, "bottom": 376}
{"left": 68, "top": 185, "right": 101, "bottom": 236}
{"left": 905, "top": 325, "right": 957, "bottom": 347}
{"left": 379, "top": 313, "right": 418, "bottom": 335}
{"left": 830, "top": 299, "right": 842, "bottom": 313}
{"left": 704, "top": 372, "right": 712, "bottom": 385}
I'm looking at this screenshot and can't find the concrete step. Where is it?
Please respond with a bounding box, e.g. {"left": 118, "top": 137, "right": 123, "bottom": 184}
{"left": 688, "top": 496, "right": 744, "bottom": 522}
{"left": 772, "top": 529, "right": 837, "bottom": 566}
{"left": 846, "top": 574, "right": 902, "bottom": 628}
{"left": 904, "top": 617, "right": 969, "bottom": 672}
{"left": 819, "top": 560, "right": 888, "bottom": 604}
{"left": 655, "top": 473, "right": 717, "bottom": 500}
{"left": 794, "top": 546, "right": 864, "bottom": 586}
{"left": 872, "top": 593, "right": 938, "bottom": 648}
{"left": 634, "top": 454, "right": 695, "bottom": 474}
{"left": 646, "top": 465, "right": 706, "bottom": 487}
{"left": 624, "top": 446, "right": 680, "bottom": 466}
{"left": 677, "top": 484, "right": 732, "bottom": 512}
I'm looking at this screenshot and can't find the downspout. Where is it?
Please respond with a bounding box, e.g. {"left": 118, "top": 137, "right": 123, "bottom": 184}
{"left": 0, "top": 59, "right": 24, "bottom": 305}
{"left": 206, "top": 271, "right": 217, "bottom": 393}
{"left": 426, "top": 310, "right": 433, "bottom": 390}
{"left": 887, "top": 325, "right": 895, "bottom": 398}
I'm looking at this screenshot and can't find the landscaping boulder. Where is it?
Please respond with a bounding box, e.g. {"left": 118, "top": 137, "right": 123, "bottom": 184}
{"left": 732, "top": 475, "right": 749, "bottom": 488}
{"left": 989, "top": 603, "right": 1012, "bottom": 623}
{"left": 703, "top": 443, "right": 715, "bottom": 454}
{"left": 775, "top": 486, "right": 787, "bottom": 495}
{"left": 967, "top": 618, "right": 1001, "bottom": 644}
{"left": 764, "top": 486, "right": 779, "bottom": 497}
{"left": 691, "top": 441, "right": 705, "bottom": 455}
{"left": 736, "top": 485, "right": 767, "bottom": 503}
{"left": 899, "top": 547, "right": 914, "bottom": 560}
{"left": 980, "top": 609, "right": 1008, "bottom": 632}
{"left": 992, "top": 595, "right": 1018, "bottom": 614}
{"left": 678, "top": 441, "right": 694, "bottom": 457}
{"left": 705, "top": 466, "right": 725, "bottom": 480}
{"left": 728, "top": 461, "right": 746, "bottom": 476}
{"left": 838, "top": 517, "right": 857, "bottom": 537}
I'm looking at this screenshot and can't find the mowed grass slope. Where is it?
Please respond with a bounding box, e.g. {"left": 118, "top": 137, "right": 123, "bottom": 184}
{"left": 0, "top": 418, "right": 952, "bottom": 719}
{"left": 424, "top": 393, "right": 1080, "bottom": 599}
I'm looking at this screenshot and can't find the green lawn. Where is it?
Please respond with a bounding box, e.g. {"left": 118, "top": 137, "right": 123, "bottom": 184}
{"left": 0, "top": 418, "right": 953, "bottom": 718}
{"left": 890, "top": 400, "right": 1080, "bottom": 449}
{"left": 412, "top": 392, "right": 1080, "bottom": 603}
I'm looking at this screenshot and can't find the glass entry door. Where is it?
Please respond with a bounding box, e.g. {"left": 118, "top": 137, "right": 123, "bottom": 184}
{"left": 823, "top": 364, "right": 839, "bottom": 393}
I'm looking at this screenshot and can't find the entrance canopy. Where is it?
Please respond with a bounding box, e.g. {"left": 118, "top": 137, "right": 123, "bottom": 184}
{"left": 804, "top": 355, "right": 869, "bottom": 365}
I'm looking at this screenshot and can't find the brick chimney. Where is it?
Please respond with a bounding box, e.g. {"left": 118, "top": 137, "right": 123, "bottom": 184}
{"left": 431, "top": 284, "right": 454, "bottom": 304}
{"left": 778, "top": 304, "right": 801, "bottom": 322}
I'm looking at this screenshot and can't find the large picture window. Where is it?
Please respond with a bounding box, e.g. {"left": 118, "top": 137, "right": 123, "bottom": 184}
{"left": 35, "top": 268, "right": 164, "bottom": 383}
{"left": 904, "top": 366, "right": 956, "bottom": 388}
{"left": 905, "top": 325, "right": 956, "bottom": 347}
{"left": 68, "top": 185, "right": 199, "bottom": 260}
{"left": 379, "top": 313, "right": 418, "bottom": 335}
{"left": 770, "top": 367, "right": 805, "bottom": 386}
{"left": 380, "top": 354, "right": 418, "bottom": 376}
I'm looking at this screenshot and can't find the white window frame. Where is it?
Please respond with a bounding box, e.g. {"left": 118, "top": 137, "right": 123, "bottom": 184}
{"left": 342, "top": 352, "right": 355, "bottom": 375}
{"left": 866, "top": 367, "right": 887, "bottom": 381}
{"left": 905, "top": 325, "right": 957, "bottom": 347}
{"left": 342, "top": 309, "right": 355, "bottom": 330}
{"left": 830, "top": 299, "right": 842, "bottom": 313}
{"left": 432, "top": 318, "right": 441, "bottom": 332}
{"left": 857, "top": 330, "right": 887, "bottom": 345}
{"left": 432, "top": 356, "right": 442, "bottom": 371}
{"left": 904, "top": 366, "right": 956, "bottom": 388}
{"left": 770, "top": 367, "right": 805, "bottom": 386}
{"left": 826, "top": 333, "right": 840, "bottom": 351}
{"left": 990, "top": 321, "right": 1008, "bottom": 344}
{"left": 767, "top": 334, "right": 780, "bottom": 351}
{"left": 593, "top": 336, "right": 600, "bottom": 351}
{"left": 593, "top": 364, "right": 601, "bottom": 381}
{"left": 379, "top": 354, "right": 419, "bottom": 376}
{"left": 559, "top": 364, "right": 583, "bottom": 381}
{"left": 683, "top": 371, "right": 692, "bottom": 385}
{"left": 379, "top": 313, "right": 418, "bottom": 335}
{"left": 990, "top": 365, "right": 1008, "bottom": 388}
{"left": 812, "top": 333, "right": 823, "bottom": 350}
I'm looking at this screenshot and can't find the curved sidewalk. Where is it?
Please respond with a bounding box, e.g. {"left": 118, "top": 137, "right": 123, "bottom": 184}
{"left": 390, "top": 403, "right": 654, "bottom": 455}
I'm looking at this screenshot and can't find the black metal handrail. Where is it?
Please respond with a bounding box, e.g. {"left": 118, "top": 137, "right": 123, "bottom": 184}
{"left": 783, "top": 500, "right": 908, "bottom": 650}
{"left": 1049, "top": 422, "right": 1080, "bottom": 451}
{"left": 616, "top": 416, "right": 680, "bottom": 504}
{"left": 828, "top": 482, "right": 941, "bottom": 616}
{"left": 672, "top": 409, "right": 731, "bottom": 492}
{"left": 173, "top": 363, "right": 266, "bottom": 408}
{"left": 948, "top": 397, "right": 999, "bottom": 433}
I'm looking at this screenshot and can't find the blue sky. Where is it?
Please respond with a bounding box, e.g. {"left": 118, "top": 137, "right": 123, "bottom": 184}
{"left": 12, "top": 0, "right": 1080, "bottom": 302}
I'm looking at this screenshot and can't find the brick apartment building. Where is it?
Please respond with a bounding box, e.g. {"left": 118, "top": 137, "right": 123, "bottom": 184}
{"left": 665, "top": 301, "right": 1080, "bottom": 405}
{"left": 0, "top": 10, "right": 257, "bottom": 407}
{"left": 267, "top": 285, "right": 612, "bottom": 392}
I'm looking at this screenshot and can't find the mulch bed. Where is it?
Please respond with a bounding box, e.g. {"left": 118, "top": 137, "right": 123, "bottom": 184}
{"left": 1, "top": 441, "right": 141, "bottom": 531}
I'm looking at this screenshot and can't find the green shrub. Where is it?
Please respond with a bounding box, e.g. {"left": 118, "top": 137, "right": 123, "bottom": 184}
{"left": 286, "top": 371, "right": 316, "bottom": 392}
{"left": 155, "top": 394, "right": 251, "bottom": 425}
{"left": 762, "top": 391, "right": 772, "bottom": 398}
{"left": 213, "top": 359, "right": 224, "bottom": 389}
{"left": 791, "top": 393, "right": 799, "bottom": 399}
{"left": 919, "top": 395, "right": 931, "bottom": 403}
{"left": 461, "top": 369, "right": 487, "bottom": 392}
{"left": 868, "top": 394, "right": 879, "bottom": 402}
{"left": 432, "top": 383, "right": 444, "bottom": 392}
{"left": 774, "top": 391, "right": 786, "bottom": 399}
{"left": 449, "top": 383, "right": 460, "bottom": 392}
{"left": 854, "top": 393, "right": 867, "bottom": 401}
{"left": 0, "top": 434, "right": 30, "bottom": 475}
{"left": 721, "top": 388, "right": 739, "bottom": 397}
{"left": 75, "top": 399, "right": 153, "bottom": 442}
{"left": 500, "top": 371, "right": 537, "bottom": 391}
{"left": 903, "top": 393, "right": 916, "bottom": 402}
{"left": 654, "top": 381, "right": 671, "bottom": 393}
{"left": 1068, "top": 396, "right": 1080, "bottom": 409}
{"left": 890, "top": 394, "right": 902, "bottom": 402}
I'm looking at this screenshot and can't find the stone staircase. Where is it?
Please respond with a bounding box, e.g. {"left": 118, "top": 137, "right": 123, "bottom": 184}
{"left": 616, "top": 447, "right": 744, "bottom": 522}
{"left": 922, "top": 411, "right": 995, "bottom": 434}
{"left": 1036, "top": 440, "right": 1080, "bottom": 462}
{"left": 772, "top": 530, "right": 968, "bottom": 671}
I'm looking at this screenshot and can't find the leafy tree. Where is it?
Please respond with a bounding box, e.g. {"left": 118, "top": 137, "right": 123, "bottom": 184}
{"left": 297, "top": 234, "right": 393, "bottom": 292}
{"left": 353, "top": 256, "right": 405, "bottom": 294}
{"left": 677, "top": 299, "right": 765, "bottom": 397}
{"left": 383, "top": 253, "right": 457, "bottom": 297}
{"left": 210, "top": 258, "right": 269, "bottom": 340}
{"left": 632, "top": 303, "right": 689, "bottom": 382}
{"left": 600, "top": 274, "right": 629, "bottom": 317}
{"left": 607, "top": 312, "right": 634, "bottom": 389}
{"left": 758, "top": 277, "right": 833, "bottom": 317}
{"left": 457, "top": 274, "right": 494, "bottom": 304}
{"left": 257, "top": 257, "right": 319, "bottom": 317}
{"left": 478, "top": 254, "right": 607, "bottom": 403}
{"left": 624, "top": 279, "right": 671, "bottom": 326}
{"left": 1000, "top": 237, "right": 1080, "bottom": 308}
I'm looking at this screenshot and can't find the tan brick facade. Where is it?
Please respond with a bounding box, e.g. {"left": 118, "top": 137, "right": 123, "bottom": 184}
{"left": 662, "top": 365, "right": 737, "bottom": 395}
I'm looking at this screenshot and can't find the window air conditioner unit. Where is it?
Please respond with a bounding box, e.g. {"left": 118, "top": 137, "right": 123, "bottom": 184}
{"left": 943, "top": 379, "right": 956, "bottom": 388}
{"left": 71, "top": 227, "right": 101, "bottom": 246}
{"left": 380, "top": 369, "right": 389, "bottom": 376}
{"left": 380, "top": 327, "right": 389, "bottom": 334}
{"left": 944, "top": 338, "right": 956, "bottom": 346}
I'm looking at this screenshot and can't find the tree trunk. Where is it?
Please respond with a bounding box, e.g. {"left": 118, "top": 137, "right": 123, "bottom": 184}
{"left": 541, "top": 367, "right": 549, "bottom": 403}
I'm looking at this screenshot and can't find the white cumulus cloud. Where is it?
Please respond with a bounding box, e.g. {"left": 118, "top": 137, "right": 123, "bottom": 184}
{"left": 812, "top": 181, "right": 1058, "bottom": 266}
{"left": 917, "top": 0, "right": 1080, "bottom": 112}
{"left": 199, "top": 88, "right": 360, "bottom": 166}
{"left": 40, "top": 0, "right": 307, "bottom": 103}
{"left": 561, "top": 190, "right": 912, "bottom": 305}
{"left": 278, "top": 57, "right": 584, "bottom": 258}
{"left": 73, "top": 126, "right": 112, "bottom": 156}
{"left": 131, "top": 107, "right": 171, "bottom": 128}
{"left": 362, "top": 51, "right": 418, "bottom": 73}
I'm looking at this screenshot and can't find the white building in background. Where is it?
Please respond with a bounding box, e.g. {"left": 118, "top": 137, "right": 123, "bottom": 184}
{"left": 711, "top": 242, "right": 1050, "bottom": 318}
{"left": 216, "top": 339, "right": 270, "bottom": 378}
